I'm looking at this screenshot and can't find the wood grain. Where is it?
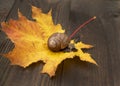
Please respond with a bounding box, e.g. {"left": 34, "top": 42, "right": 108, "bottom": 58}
{"left": 0, "top": 0, "right": 120, "bottom": 86}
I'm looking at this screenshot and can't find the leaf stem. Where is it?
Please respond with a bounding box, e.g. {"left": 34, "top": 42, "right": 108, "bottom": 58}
{"left": 68, "top": 16, "right": 96, "bottom": 40}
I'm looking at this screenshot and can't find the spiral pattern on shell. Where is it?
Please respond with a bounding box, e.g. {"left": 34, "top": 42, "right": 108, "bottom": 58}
{"left": 47, "top": 33, "right": 70, "bottom": 52}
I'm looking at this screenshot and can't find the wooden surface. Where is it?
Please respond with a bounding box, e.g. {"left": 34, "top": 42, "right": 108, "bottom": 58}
{"left": 0, "top": 0, "right": 120, "bottom": 86}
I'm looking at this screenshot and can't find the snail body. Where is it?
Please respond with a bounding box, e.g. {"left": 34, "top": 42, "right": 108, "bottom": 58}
{"left": 47, "top": 33, "right": 70, "bottom": 52}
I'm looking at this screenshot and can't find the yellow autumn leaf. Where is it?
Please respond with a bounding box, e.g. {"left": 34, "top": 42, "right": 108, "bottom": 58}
{"left": 1, "top": 6, "right": 97, "bottom": 77}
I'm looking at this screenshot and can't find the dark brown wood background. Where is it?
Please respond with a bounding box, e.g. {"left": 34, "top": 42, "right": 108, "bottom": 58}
{"left": 0, "top": 0, "right": 120, "bottom": 86}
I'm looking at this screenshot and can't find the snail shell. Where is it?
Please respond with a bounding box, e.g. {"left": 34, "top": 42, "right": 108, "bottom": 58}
{"left": 47, "top": 33, "right": 70, "bottom": 52}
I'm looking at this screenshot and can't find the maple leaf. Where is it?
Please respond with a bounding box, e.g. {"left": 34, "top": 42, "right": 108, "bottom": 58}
{"left": 1, "top": 6, "right": 97, "bottom": 77}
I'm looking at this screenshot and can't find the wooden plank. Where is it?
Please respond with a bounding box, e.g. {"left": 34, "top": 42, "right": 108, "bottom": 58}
{"left": 0, "top": 0, "right": 120, "bottom": 86}
{"left": 0, "top": 0, "right": 15, "bottom": 85}
{"left": 0, "top": 0, "right": 15, "bottom": 22}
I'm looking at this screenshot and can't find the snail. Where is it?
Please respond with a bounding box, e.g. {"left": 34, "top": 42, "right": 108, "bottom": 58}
{"left": 47, "top": 16, "right": 96, "bottom": 52}
{"left": 47, "top": 33, "right": 70, "bottom": 52}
